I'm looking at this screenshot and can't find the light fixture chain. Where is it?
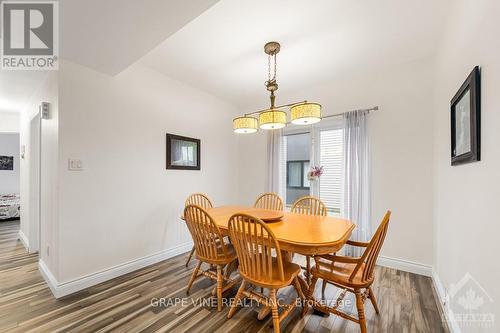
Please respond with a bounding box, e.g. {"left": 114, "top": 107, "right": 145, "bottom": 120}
{"left": 268, "top": 53, "right": 271, "bottom": 82}
{"left": 273, "top": 52, "right": 277, "bottom": 81}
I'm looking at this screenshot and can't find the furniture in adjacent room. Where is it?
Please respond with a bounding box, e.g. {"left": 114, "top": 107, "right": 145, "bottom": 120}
{"left": 0, "top": 194, "right": 20, "bottom": 220}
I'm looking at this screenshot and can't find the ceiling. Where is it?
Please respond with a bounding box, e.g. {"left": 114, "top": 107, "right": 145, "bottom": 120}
{"left": 60, "top": 0, "right": 220, "bottom": 75}
{"left": 141, "top": 0, "right": 450, "bottom": 108}
{"left": 0, "top": 0, "right": 219, "bottom": 113}
{"left": 1, "top": 0, "right": 451, "bottom": 114}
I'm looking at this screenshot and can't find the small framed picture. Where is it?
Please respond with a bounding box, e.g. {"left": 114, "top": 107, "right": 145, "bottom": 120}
{"left": 166, "top": 133, "right": 200, "bottom": 170}
{"left": 0, "top": 156, "right": 14, "bottom": 170}
{"left": 451, "top": 66, "right": 480, "bottom": 166}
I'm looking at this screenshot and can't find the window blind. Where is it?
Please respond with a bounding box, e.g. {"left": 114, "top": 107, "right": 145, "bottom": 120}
{"left": 319, "top": 129, "right": 344, "bottom": 215}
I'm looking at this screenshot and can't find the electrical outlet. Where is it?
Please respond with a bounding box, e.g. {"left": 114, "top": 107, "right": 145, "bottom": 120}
{"left": 68, "top": 159, "right": 84, "bottom": 171}
{"left": 46, "top": 246, "right": 50, "bottom": 256}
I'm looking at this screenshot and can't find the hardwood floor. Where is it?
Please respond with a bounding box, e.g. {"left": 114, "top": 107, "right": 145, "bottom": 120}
{"left": 0, "top": 220, "right": 448, "bottom": 333}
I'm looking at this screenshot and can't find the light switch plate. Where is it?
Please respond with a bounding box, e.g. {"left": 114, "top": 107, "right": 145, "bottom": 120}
{"left": 41, "top": 102, "right": 50, "bottom": 119}
{"left": 68, "top": 159, "right": 83, "bottom": 171}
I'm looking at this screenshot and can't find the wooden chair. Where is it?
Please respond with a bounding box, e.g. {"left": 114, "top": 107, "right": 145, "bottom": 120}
{"left": 291, "top": 196, "right": 327, "bottom": 283}
{"left": 184, "top": 193, "right": 213, "bottom": 267}
{"left": 291, "top": 196, "right": 327, "bottom": 216}
{"left": 183, "top": 205, "right": 238, "bottom": 311}
{"left": 227, "top": 213, "right": 306, "bottom": 333}
{"left": 254, "top": 192, "right": 283, "bottom": 211}
{"left": 304, "top": 211, "right": 392, "bottom": 333}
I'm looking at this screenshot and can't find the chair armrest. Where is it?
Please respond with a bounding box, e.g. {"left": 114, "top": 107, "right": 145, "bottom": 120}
{"left": 316, "top": 253, "right": 361, "bottom": 264}
{"left": 346, "top": 240, "right": 369, "bottom": 247}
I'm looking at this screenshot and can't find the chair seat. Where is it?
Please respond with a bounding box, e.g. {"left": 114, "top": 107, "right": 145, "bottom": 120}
{"left": 241, "top": 258, "right": 301, "bottom": 289}
{"left": 198, "top": 243, "right": 238, "bottom": 265}
{"left": 311, "top": 260, "right": 371, "bottom": 288}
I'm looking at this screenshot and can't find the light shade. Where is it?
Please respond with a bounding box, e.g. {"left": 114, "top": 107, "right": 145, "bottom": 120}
{"left": 259, "top": 110, "right": 287, "bottom": 129}
{"left": 290, "top": 103, "right": 322, "bottom": 125}
{"left": 233, "top": 116, "right": 258, "bottom": 134}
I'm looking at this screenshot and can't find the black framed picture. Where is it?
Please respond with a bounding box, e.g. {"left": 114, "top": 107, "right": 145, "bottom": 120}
{"left": 166, "top": 134, "right": 200, "bottom": 170}
{"left": 0, "top": 156, "right": 14, "bottom": 170}
{"left": 451, "top": 66, "right": 481, "bottom": 166}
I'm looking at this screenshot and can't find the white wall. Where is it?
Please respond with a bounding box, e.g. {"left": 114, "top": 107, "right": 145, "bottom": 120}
{"left": 0, "top": 133, "right": 20, "bottom": 194}
{"left": 53, "top": 61, "right": 239, "bottom": 283}
{"left": 433, "top": 0, "right": 500, "bottom": 331}
{"left": 0, "top": 112, "right": 20, "bottom": 132}
{"left": 237, "top": 58, "right": 436, "bottom": 266}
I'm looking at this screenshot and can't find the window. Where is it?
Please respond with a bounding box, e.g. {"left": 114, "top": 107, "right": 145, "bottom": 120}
{"left": 284, "top": 133, "right": 310, "bottom": 205}
{"left": 286, "top": 161, "right": 309, "bottom": 189}
{"left": 282, "top": 122, "right": 344, "bottom": 213}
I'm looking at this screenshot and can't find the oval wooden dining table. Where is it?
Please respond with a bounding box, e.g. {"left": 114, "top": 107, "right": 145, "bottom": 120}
{"left": 206, "top": 206, "right": 355, "bottom": 256}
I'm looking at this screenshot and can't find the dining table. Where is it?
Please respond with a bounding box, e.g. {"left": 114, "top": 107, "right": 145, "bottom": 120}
{"left": 206, "top": 205, "right": 355, "bottom": 256}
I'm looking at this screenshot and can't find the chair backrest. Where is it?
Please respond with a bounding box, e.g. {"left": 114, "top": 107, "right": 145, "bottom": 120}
{"left": 254, "top": 193, "right": 283, "bottom": 211}
{"left": 185, "top": 193, "right": 213, "bottom": 209}
{"left": 183, "top": 205, "right": 228, "bottom": 262}
{"left": 291, "top": 196, "right": 327, "bottom": 216}
{"left": 228, "top": 213, "right": 285, "bottom": 282}
{"left": 350, "top": 211, "right": 391, "bottom": 283}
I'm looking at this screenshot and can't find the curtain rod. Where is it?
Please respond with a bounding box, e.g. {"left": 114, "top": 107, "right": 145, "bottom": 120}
{"left": 283, "top": 106, "right": 380, "bottom": 125}
{"left": 282, "top": 106, "right": 379, "bottom": 127}
{"left": 321, "top": 106, "right": 379, "bottom": 119}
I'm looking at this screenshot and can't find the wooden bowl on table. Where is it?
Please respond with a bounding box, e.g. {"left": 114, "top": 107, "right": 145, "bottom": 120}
{"left": 246, "top": 208, "right": 284, "bottom": 223}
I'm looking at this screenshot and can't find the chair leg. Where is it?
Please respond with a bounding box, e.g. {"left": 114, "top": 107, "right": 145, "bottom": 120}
{"left": 269, "top": 289, "right": 280, "bottom": 333}
{"left": 224, "top": 260, "right": 236, "bottom": 279}
{"left": 293, "top": 277, "right": 306, "bottom": 301}
{"left": 321, "top": 279, "right": 328, "bottom": 299}
{"left": 355, "top": 289, "right": 367, "bottom": 333}
{"left": 292, "top": 277, "right": 307, "bottom": 314}
{"left": 185, "top": 246, "right": 195, "bottom": 267}
{"left": 216, "top": 265, "right": 223, "bottom": 312}
{"left": 186, "top": 261, "right": 202, "bottom": 294}
{"left": 306, "top": 255, "right": 311, "bottom": 285}
{"left": 368, "top": 287, "right": 380, "bottom": 314}
{"left": 302, "top": 275, "right": 318, "bottom": 317}
{"left": 228, "top": 280, "right": 246, "bottom": 319}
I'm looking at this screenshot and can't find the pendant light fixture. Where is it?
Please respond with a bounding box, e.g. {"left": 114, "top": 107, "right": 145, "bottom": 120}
{"left": 258, "top": 110, "right": 287, "bottom": 129}
{"left": 233, "top": 116, "right": 258, "bottom": 133}
{"left": 290, "top": 102, "right": 322, "bottom": 125}
{"left": 233, "top": 41, "right": 322, "bottom": 133}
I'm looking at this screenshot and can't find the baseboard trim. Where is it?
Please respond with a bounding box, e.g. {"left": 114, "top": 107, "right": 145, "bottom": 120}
{"left": 377, "top": 255, "right": 432, "bottom": 277}
{"left": 18, "top": 230, "right": 29, "bottom": 251}
{"left": 431, "top": 270, "right": 461, "bottom": 333}
{"left": 38, "top": 242, "right": 193, "bottom": 299}
{"left": 39, "top": 259, "right": 59, "bottom": 297}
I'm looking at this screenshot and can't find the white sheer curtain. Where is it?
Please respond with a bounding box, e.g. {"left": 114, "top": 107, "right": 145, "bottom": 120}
{"left": 265, "top": 129, "right": 286, "bottom": 200}
{"left": 343, "top": 110, "right": 371, "bottom": 257}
